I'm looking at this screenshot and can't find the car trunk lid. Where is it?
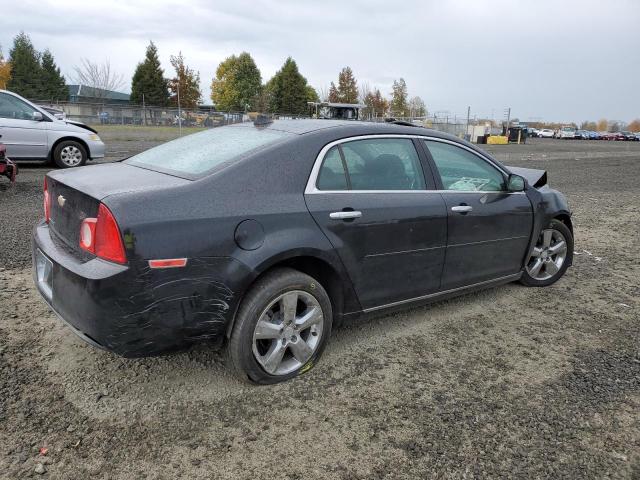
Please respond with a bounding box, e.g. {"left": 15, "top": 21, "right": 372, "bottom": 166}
{"left": 47, "top": 163, "right": 190, "bottom": 254}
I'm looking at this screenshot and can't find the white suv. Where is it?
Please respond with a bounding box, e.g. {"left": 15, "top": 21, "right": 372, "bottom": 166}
{"left": 0, "top": 90, "right": 105, "bottom": 168}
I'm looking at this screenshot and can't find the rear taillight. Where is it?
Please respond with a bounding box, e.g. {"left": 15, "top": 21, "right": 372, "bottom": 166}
{"left": 43, "top": 177, "right": 51, "bottom": 223}
{"left": 79, "top": 204, "right": 127, "bottom": 264}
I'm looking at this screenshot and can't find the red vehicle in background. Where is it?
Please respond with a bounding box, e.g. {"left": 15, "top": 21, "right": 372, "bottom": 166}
{"left": 0, "top": 141, "right": 18, "bottom": 182}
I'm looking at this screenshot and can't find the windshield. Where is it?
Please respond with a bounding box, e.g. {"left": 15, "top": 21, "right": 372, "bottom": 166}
{"left": 125, "top": 125, "right": 293, "bottom": 177}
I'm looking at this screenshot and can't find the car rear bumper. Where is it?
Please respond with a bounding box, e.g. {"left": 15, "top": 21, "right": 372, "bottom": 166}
{"left": 32, "top": 221, "right": 248, "bottom": 357}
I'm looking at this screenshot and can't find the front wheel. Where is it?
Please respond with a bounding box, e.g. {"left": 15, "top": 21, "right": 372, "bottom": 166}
{"left": 521, "top": 219, "right": 573, "bottom": 287}
{"left": 227, "top": 268, "right": 332, "bottom": 384}
{"left": 53, "top": 140, "right": 87, "bottom": 168}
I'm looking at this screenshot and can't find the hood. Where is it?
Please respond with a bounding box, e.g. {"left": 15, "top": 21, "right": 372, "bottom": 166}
{"left": 507, "top": 166, "right": 547, "bottom": 188}
{"left": 64, "top": 120, "right": 98, "bottom": 134}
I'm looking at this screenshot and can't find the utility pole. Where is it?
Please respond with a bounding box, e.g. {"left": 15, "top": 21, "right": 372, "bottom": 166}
{"left": 177, "top": 82, "right": 182, "bottom": 136}
{"left": 504, "top": 107, "right": 511, "bottom": 136}
{"left": 466, "top": 106, "right": 470, "bottom": 139}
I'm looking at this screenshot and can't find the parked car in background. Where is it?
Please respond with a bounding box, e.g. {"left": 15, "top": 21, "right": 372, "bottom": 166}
{"left": 40, "top": 106, "right": 66, "bottom": 120}
{"left": 0, "top": 89, "right": 105, "bottom": 168}
{"left": 599, "top": 131, "right": 615, "bottom": 140}
{"left": 538, "top": 129, "right": 555, "bottom": 138}
{"left": 557, "top": 126, "right": 577, "bottom": 139}
{"left": 33, "top": 119, "right": 574, "bottom": 384}
{"left": 588, "top": 131, "right": 600, "bottom": 140}
{"left": 620, "top": 131, "right": 637, "bottom": 141}
{"left": 612, "top": 132, "right": 626, "bottom": 141}
{"left": 575, "top": 130, "right": 589, "bottom": 139}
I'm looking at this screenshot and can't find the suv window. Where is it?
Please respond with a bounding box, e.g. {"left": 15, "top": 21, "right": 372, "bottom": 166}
{"left": 316, "top": 138, "right": 425, "bottom": 191}
{"left": 0, "top": 93, "right": 38, "bottom": 120}
{"left": 424, "top": 140, "right": 505, "bottom": 192}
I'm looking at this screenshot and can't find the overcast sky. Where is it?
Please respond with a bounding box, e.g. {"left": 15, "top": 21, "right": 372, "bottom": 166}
{"left": 2, "top": 0, "right": 639, "bottom": 123}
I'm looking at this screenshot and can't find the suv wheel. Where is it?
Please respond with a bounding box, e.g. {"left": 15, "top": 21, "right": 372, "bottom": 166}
{"left": 228, "top": 268, "right": 332, "bottom": 384}
{"left": 53, "top": 140, "right": 87, "bottom": 168}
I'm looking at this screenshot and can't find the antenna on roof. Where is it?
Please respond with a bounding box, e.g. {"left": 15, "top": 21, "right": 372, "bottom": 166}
{"left": 253, "top": 114, "right": 273, "bottom": 127}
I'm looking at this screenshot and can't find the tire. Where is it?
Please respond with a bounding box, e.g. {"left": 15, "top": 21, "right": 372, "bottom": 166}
{"left": 227, "top": 268, "right": 333, "bottom": 384}
{"left": 53, "top": 140, "right": 87, "bottom": 168}
{"left": 520, "top": 219, "right": 573, "bottom": 287}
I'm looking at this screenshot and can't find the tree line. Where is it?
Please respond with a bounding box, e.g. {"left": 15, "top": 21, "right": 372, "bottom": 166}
{"left": 1, "top": 33, "right": 67, "bottom": 100}
{"left": 2, "top": 32, "right": 427, "bottom": 117}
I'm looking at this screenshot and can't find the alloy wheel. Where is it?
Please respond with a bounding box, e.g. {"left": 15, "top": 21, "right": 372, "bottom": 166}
{"left": 526, "top": 228, "right": 568, "bottom": 281}
{"left": 252, "top": 290, "right": 324, "bottom": 376}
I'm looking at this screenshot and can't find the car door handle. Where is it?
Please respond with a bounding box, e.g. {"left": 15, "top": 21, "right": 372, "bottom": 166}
{"left": 329, "top": 211, "right": 362, "bottom": 220}
{"left": 451, "top": 205, "right": 473, "bottom": 213}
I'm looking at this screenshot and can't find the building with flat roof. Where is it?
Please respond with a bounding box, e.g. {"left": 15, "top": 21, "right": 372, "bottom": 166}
{"left": 67, "top": 85, "right": 130, "bottom": 104}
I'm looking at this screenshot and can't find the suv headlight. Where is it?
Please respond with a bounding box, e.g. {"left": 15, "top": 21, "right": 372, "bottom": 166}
{"left": 88, "top": 133, "right": 101, "bottom": 141}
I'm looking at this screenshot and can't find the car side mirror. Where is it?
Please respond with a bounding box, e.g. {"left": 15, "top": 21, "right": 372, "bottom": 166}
{"left": 507, "top": 174, "right": 526, "bottom": 192}
{"left": 32, "top": 111, "right": 44, "bottom": 121}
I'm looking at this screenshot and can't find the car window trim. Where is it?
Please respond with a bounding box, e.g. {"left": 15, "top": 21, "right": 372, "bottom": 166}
{"left": 305, "top": 134, "right": 523, "bottom": 195}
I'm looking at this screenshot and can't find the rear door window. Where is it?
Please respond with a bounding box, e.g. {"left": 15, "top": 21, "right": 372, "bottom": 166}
{"left": 316, "top": 138, "right": 425, "bottom": 191}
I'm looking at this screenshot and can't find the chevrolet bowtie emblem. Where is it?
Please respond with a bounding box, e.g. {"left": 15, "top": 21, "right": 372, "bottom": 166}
{"left": 57, "top": 195, "right": 66, "bottom": 207}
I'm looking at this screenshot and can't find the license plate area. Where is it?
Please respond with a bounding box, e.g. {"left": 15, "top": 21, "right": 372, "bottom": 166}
{"left": 36, "top": 249, "right": 53, "bottom": 300}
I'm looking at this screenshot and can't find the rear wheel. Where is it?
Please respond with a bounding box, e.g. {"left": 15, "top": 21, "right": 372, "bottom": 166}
{"left": 53, "top": 140, "right": 87, "bottom": 168}
{"left": 521, "top": 219, "right": 573, "bottom": 287}
{"left": 228, "top": 268, "right": 332, "bottom": 384}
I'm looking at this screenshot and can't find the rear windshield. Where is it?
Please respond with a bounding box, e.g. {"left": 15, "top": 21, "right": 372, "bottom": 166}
{"left": 125, "top": 125, "right": 292, "bottom": 177}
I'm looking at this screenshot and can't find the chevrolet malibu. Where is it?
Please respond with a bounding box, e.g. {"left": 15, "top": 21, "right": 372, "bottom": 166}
{"left": 33, "top": 119, "right": 573, "bottom": 384}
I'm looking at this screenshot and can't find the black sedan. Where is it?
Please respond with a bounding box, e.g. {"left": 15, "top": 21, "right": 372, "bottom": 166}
{"left": 33, "top": 119, "right": 573, "bottom": 384}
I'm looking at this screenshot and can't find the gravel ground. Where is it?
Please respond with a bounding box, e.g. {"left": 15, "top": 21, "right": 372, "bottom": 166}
{"left": 1, "top": 133, "right": 639, "bottom": 479}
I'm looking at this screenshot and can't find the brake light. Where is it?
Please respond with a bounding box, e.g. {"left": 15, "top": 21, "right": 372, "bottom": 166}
{"left": 43, "top": 177, "right": 51, "bottom": 223}
{"left": 79, "top": 203, "right": 127, "bottom": 264}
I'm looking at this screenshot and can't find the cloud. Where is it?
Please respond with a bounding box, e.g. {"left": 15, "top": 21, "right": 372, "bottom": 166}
{"left": 2, "top": 0, "right": 638, "bottom": 122}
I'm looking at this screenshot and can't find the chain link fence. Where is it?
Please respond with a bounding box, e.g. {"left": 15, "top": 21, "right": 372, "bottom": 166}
{"left": 33, "top": 100, "right": 247, "bottom": 128}
{"left": 32, "top": 100, "right": 496, "bottom": 140}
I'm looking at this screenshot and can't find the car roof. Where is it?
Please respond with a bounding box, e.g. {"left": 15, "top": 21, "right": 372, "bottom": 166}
{"left": 230, "top": 118, "right": 455, "bottom": 139}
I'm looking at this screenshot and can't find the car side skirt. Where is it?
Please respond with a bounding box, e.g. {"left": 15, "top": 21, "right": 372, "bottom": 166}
{"left": 359, "top": 271, "right": 523, "bottom": 315}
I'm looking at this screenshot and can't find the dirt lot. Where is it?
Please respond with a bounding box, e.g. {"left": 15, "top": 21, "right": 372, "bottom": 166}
{"left": 1, "top": 132, "right": 639, "bottom": 479}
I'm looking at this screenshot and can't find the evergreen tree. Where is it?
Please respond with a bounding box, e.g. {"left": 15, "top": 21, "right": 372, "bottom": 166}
{"left": 7, "top": 32, "right": 43, "bottom": 98}
{"left": 305, "top": 85, "right": 319, "bottom": 103}
{"left": 390, "top": 78, "right": 408, "bottom": 117}
{"left": 131, "top": 41, "right": 169, "bottom": 107}
{"left": 328, "top": 82, "right": 339, "bottom": 102}
{"left": 40, "top": 50, "right": 67, "bottom": 101}
{"left": 336, "top": 67, "right": 358, "bottom": 103}
{"left": 210, "top": 52, "right": 262, "bottom": 111}
{"left": 168, "top": 52, "right": 201, "bottom": 109}
{"left": 266, "top": 57, "right": 310, "bottom": 114}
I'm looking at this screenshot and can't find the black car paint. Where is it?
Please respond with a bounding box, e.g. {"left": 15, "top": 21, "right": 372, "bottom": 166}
{"left": 32, "top": 120, "right": 572, "bottom": 357}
